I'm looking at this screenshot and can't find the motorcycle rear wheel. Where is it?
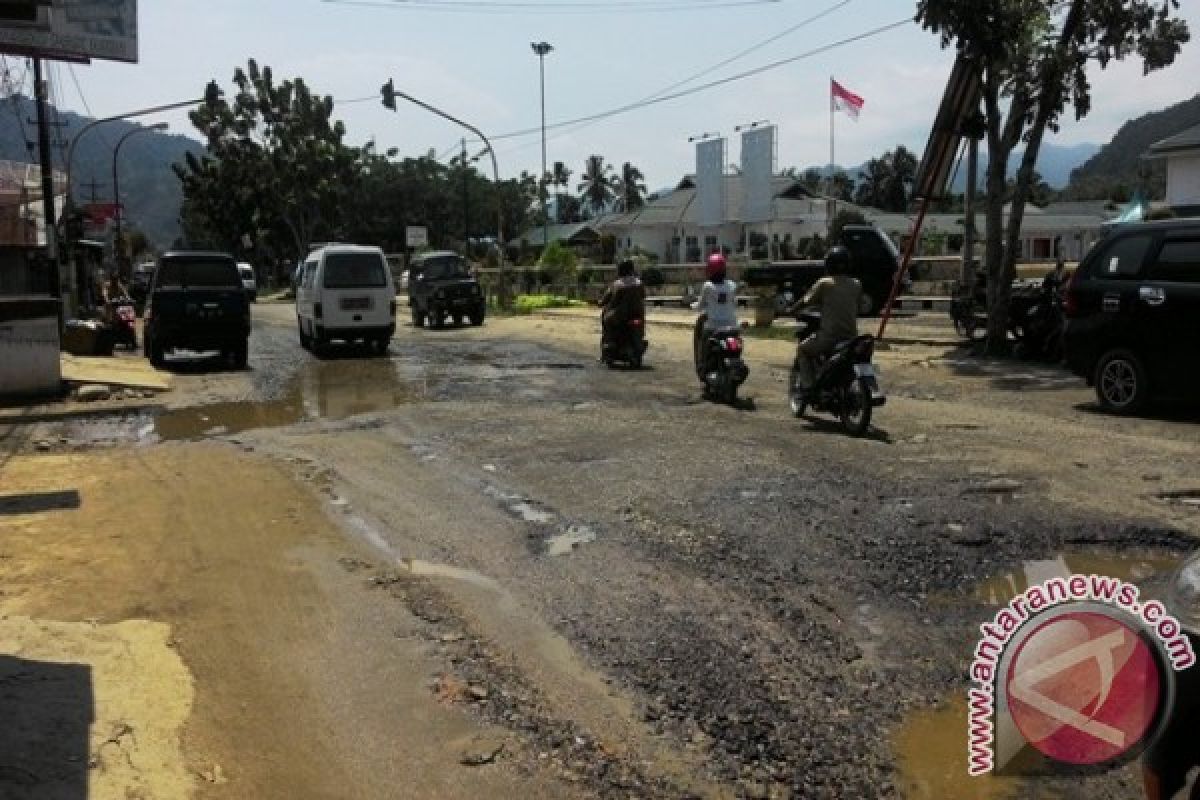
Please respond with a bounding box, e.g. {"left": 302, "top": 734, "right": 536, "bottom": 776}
{"left": 840, "top": 378, "right": 873, "bottom": 436}
{"left": 788, "top": 367, "right": 806, "bottom": 418}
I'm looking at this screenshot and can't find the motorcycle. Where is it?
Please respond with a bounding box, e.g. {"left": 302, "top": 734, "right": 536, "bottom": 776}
{"left": 788, "top": 311, "right": 886, "bottom": 436}
{"left": 1010, "top": 272, "right": 1064, "bottom": 362}
{"left": 106, "top": 296, "right": 138, "bottom": 350}
{"left": 601, "top": 316, "right": 648, "bottom": 369}
{"left": 697, "top": 326, "right": 749, "bottom": 405}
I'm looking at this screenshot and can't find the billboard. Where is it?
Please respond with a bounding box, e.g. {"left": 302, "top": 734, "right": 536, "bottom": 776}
{"left": 0, "top": 0, "right": 138, "bottom": 64}
{"left": 694, "top": 137, "right": 726, "bottom": 228}
{"left": 740, "top": 126, "right": 776, "bottom": 223}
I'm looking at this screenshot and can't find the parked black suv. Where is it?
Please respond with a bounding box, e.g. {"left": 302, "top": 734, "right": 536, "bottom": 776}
{"left": 143, "top": 251, "right": 252, "bottom": 369}
{"left": 1063, "top": 218, "right": 1200, "bottom": 413}
{"left": 408, "top": 251, "right": 485, "bottom": 328}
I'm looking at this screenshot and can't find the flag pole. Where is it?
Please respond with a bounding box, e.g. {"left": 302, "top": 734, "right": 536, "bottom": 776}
{"left": 829, "top": 76, "right": 836, "bottom": 232}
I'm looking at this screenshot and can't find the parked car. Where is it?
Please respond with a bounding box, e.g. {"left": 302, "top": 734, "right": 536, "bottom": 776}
{"left": 143, "top": 251, "right": 252, "bottom": 369}
{"left": 238, "top": 262, "right": 258, "bottom": 302}
{"left": 295, "top": 243, "right": 396, "bottom": 355}
{"left": 407, "top": 250, "right": 485, "bottom": 328}
{"left": 1063, "top": 217, "right": 1200, "bottom": 413}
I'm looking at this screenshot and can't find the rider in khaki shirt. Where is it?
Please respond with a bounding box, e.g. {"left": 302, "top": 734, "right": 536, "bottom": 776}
{"left": 789, "top": 246, "right": 861, "bottom": 391}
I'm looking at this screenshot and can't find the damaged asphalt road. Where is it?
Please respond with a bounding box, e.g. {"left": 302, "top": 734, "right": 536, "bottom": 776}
{"left": 11, "top": 303, "right": 1199, "bottom": 800}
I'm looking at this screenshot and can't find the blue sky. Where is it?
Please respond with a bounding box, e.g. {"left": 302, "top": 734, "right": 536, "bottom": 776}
{"left": 63, "top": 0, "right": 1200, "bottom": 190}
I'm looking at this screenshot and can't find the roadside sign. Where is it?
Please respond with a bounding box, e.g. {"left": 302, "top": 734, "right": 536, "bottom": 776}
{"left": 406, "top": 226, "right": 428, "bottom": 248}
{"left": 0, "top": 0, "right": 139, "bottom": 64}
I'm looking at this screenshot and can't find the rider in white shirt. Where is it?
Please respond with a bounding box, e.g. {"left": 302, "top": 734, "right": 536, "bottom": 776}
{"left": 692, "top": 252, "right": 739, "bottom": 372}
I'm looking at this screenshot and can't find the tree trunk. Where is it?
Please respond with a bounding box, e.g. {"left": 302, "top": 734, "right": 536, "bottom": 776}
{"left": 1002, "top": 0, "right": 1085, "bottom": 313}
{"left": 981, "top": 70, "right": 1013, "bottom": 355}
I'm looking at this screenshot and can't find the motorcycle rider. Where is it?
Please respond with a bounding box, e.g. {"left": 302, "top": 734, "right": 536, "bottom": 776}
{"left": 599, "top": 258, "right": 646, "bottom": 347}
{"left": 788, "top": 245, "right": 862, "bottom": 396}
{"left": 692, "top": 252, "right": 739, "bottom": 374}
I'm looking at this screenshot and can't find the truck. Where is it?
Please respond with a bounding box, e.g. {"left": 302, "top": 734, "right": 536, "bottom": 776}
{"left": 741, "top": 225, "right": 903, "bottom": 316}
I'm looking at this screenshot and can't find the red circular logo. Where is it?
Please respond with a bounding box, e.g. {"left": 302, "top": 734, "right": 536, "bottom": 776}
{"left": 1005, "top": 610, "right": 1164, "bottom": 766}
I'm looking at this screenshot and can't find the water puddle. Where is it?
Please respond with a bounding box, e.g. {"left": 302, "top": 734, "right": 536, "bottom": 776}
{"left": 893, "top": 696, "right": 1026, "bottom": 800}
{"left": 154, "top": 360, "right": 433, "bottom": 440}
{"left": 547, "top": 525, "right": 597, "bottom": 557}
{"left": 974, "top": 551, "right": 1179, "bottom": 606}
{"left": 401, "top": 558, "right": 501, "bottom": 591}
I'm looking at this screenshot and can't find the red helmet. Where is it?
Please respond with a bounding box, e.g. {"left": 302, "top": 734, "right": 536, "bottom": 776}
{"left": 706, "top": 252, "right": 727, "bottom": 281}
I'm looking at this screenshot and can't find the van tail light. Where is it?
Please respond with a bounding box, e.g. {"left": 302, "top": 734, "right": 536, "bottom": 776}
{"left": 314, "top": 302, "right": 323, "bottom": 319}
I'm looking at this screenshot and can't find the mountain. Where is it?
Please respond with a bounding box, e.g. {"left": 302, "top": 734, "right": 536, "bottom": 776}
{"left": 799, "top": 141, "right": 1098, "bottom": 193}
{"left": 0, "top": 95, "right": 202, "bottom": 248}
{"left": 947, "top": 141, "right": 1100, "bottom": 192}
{"left": 1064, "top": 93, "right": 1200, "bottom": 201}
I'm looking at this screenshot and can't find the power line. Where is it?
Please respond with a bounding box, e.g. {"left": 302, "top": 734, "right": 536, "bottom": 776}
{"left": 493, "top": 0, "right": 853, "bottom": 159}
{"left": 323, "top": 0, "right": 779, "bottom": 13}
{"left": 482, "top": 17, "right": 910, "bottom": 145}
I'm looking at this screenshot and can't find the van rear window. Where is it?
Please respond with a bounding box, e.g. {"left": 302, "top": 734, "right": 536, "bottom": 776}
{"left": 323, "top": 253, "right": 388, "bottom": 289}
{"left": 157, "top": 258, "right": 240, "bottom": 288}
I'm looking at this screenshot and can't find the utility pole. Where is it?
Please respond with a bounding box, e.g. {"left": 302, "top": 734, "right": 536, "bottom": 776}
{"left": 531, "top": 42, "right": 553, "bottom": 254}
{"left": 32, "top": 57, "right": 61, "bottom": 301}
{"left": 461, "top": 138, "right": 469, "bottom": 254}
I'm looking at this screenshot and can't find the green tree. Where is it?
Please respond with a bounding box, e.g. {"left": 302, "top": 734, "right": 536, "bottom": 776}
{"left": 827, "top": 170, "right": 855, "bottom": 202}
{"left": 577, "top": 155, "right": 615, "bottom": 216}
{"left": 613, "top": 162, "right": 647, "bottom": 211}
{"left": 551, "top": 161, "right": 572, "bottom": 223}
{"left": 177, "top": 60, "right": 362, "bottom": 260}
{"left": 916, "top": 0, "right": 1189, "bottom": 352}
{"left": 538, "top": 239, "right": 578, "bottom": 284}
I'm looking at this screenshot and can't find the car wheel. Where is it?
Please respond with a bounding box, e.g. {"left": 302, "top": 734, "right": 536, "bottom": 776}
{"left": 148, "top": 333, "right": 165, "bottom": 368}
{"left": 430, "top": 310, "right": 445, "bottom": 330}
{"left": 1094, "top": 349, "right": 1148, "bottom": 414}
{"left": 232, "top": 341, "right": 249, "bottom": 370}
{"left": 411, "top": 308, "right": 424, "bottom": 328}
{"left": 298, "top": 318, "right": 311, "bottom": 350}
{"left": 373, "top": 336, "right": 390, "bottom": 356}
{"left": 312, "top": 331, "right": 328, "bottom": 357}
{"left": 469, "top": 312, "right": 485, "bottom": 326}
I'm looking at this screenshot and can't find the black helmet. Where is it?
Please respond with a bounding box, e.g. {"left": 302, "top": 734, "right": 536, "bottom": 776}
{"left": 825, "top": 245, "right": 852, "bottom": 275}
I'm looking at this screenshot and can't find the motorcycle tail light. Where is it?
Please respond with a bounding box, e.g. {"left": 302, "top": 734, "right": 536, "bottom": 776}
{"left": 629, "top": 318, "right": 642, "bottom": 327}
{"left": 724, "top": 337, "right": 742, "bottom": 353}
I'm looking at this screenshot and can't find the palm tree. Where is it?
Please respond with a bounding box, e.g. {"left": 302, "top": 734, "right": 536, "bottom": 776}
{"left": 613, "top": 162, "right": 647, "bottom": 211}
{"left": 577, "top": 155, "right": 615, "bottom": 217}
{"left": 551, "top": 161, "right": 572, "bottom": 223}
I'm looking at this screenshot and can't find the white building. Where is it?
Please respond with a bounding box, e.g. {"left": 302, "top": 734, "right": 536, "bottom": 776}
{"left": 587, "top": 174, "right": 1112, "bottom": 264}
{"left": 1148, "top": 123, "right": 1200, "bottom": 216}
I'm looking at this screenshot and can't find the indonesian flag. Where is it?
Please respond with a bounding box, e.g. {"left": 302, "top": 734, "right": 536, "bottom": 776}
{"left": 831, "top": 79, "right": 864, "bottom": 121}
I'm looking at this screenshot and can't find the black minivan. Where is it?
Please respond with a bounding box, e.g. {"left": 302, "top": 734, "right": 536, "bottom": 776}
{"left": 1063, "top": 218, "right": 1200, "bottom": 413}
{"left": 144, "top": 251, "right": 252, "bottom": 369}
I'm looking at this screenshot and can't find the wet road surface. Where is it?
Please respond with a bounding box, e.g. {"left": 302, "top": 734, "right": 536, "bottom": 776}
{"left": 26, "top": 303, "right": 1200, "bottom": 799}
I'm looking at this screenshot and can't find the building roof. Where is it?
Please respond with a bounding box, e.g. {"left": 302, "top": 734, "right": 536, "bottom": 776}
{"left": 1148, "top": 123, "right": 1200, "bottom": 157}
{"left": 509, "top": 221, "right": 600, "bottom": 248}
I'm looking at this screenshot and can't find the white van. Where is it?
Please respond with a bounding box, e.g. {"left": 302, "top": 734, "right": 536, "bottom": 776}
{"left": 296, "top": 244, "right": 396, "bottom": 355}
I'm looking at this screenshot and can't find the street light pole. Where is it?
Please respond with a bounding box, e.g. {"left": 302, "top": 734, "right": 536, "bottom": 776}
{"left": 531, "top": 41, "right": 553, "bottom": 253}
{"left": 62, "top": 94, "right": 208, "bottom": 313}
{"left": 112, "top": 123, "right": 168, "bottom": 279}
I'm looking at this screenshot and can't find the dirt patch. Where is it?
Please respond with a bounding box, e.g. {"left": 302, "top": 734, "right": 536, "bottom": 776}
{"left": 0, "top": 445, "right": 578, "bottom": 799}
{"left": 0, "top": 616, "right": 194, "bottom": 799}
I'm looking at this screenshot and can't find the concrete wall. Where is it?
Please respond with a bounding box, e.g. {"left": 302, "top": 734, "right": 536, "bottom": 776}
{"left": 1167, "top": 153, "right": 1200, "bottom": 210}
{"left": 0, "top": 298, "right": 61, "bottom": 398}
